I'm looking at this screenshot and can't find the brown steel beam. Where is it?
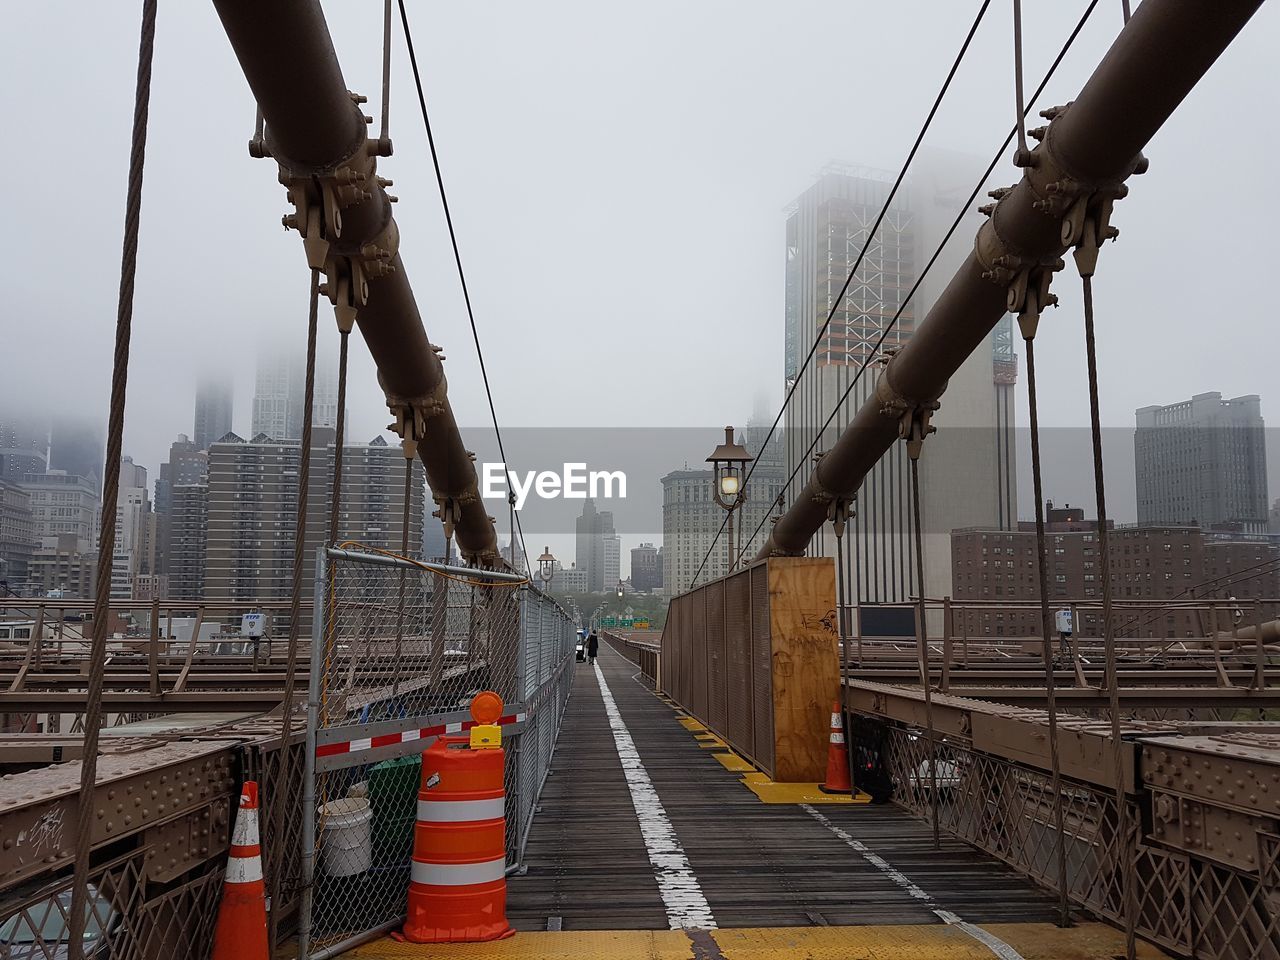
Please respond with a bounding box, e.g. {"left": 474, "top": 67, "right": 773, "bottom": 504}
{"left": 211, "top": 0, "right": 500, "bottom": 565}
{"left": 938, "top": 685, "right": 1280, "bottom": 708}
{"left": 760, "top": 0, "right": 1263, "bottom": 559}
{"left": 0, "top": 690, "right": 293, "bottom": 712}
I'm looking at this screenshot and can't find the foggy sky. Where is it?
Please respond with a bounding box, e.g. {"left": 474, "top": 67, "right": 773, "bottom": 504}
{"left": 4, "top": 1, "right": 1278, "bottom": 574}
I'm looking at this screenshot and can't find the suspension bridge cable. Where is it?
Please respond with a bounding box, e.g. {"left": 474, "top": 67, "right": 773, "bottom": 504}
{"left": 732, "top": 0, "right": 1102, "bottom": 569}
{"left": 396, "top": 0, "right": 529, "bottom": 573}
{"left": 69, "top": 3, "right": 157, "bottom": 957}
{"left": 1022, "top": 335, "right": 1073, "bottom": 929}
{"left": 1080, "top": 267, "right": 1138, "bottom": 959}
{"left": 687, "top": 0, "right": 993, "bottom": 589}
{"left": 271, "top": 266, "right": 321, "bottom": 946}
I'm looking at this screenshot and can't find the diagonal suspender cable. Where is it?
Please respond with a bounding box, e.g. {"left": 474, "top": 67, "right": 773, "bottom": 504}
{"left": 733, "top": 0, "right": 1101, "bottom": 568}
{"left": 688, "top": 0, "right": 993, "bottom": 589}
{"left": 69, "top": 3, "right": 156, "bottom": 957}
{"left": 1021, "top": 335, "right": 1072, "bottom": 929}
{"left": 1080, "top": 269, "right": 1137, "bottom": 960}
{"left": 397, "top": 0, "right": 528, "bottom": 573}
{"left": 328, "top": 332, "right": 351, "bottom": 541}
{"left": 270, "top": 267, "right": 320, "bottom": 946}
{"left": 909, "top": 455, "right": 942, "bottom": 850}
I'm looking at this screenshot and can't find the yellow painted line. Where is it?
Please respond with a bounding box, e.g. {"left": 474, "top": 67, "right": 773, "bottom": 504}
{"left": 740, "top": 772, "right": 869, "bottom": 805}
{"left": 677, "top": 716, "right": 706, "bottom": 732}
{"left": 344, "top": 923, "right": 1170, "bottom": 959}
{"left": 712, "top": 751, "right": 756, "bottom": 772}
{"left": 694, "top": 733, "right": 728, "bottom": 749}
{"left": 344, "top": 929, "right": 692, "bottom": 959}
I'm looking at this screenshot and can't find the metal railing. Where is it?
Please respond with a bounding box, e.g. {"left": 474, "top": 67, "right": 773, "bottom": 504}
{"left": 859, "top": 716, "right": 1280, "bottom": 959}
{"left": 601, "top": 630, "right": 659, "bottom": 684}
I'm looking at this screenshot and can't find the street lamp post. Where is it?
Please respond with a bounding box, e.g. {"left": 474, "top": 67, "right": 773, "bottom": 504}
{"left": 536, "top": 546, "right": 556, "bottom": 592}
{"left": 706, "top": 425, "right": 753, "bottom": 575}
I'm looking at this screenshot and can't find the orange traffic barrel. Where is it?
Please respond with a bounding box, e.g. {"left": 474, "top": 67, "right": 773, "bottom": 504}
{"left": 402, "top": 694, "right": 514, "bottom": 943}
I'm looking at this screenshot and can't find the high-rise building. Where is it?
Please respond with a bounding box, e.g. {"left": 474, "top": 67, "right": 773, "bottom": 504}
{"left": 603, "top": 533, "right": 621, "bottom": 592}
{"left": 112, "top": 457, "right": 154, "bottom": 599}
{"left": 47, "top": 417, "right": 104, "bottom": 488}
{"left": 26, "top": 534, "right": 97, "bottom": 599}
{"left": 661, "top": 463, "right": 786, "bottom": 596}
{"left": 782, "top": 154, "right": 1016, "bottom": 606}
{"left": 205, "top": 430, "right": 423, "bottom": 627}
{"left": 168, "top": 482, "right": 208, "bottom": 602}
{"left": 575, "top": 499, "right": 616, "bottom": 593}
{"left": 194, "top": 374, "right": 235, "bottom": 451}
{"left": 0, "top": 480, "right": 36, "bottom": 588}
{"left": 251, "top": 349, "right": 339, "bottom": 440}
{"left": 0, "top": 420, "right": 48, "bottom": 481}
{"left": 21, "top": 471, "right": 100, "bottom": 548}
{"left": 154, "top": 435, "right": 208, "bottom": 578}
{"left": 630, "top": 542, "right": 661, "bottom": 591}
{"left": 1135, "top": 392, "right": 1269, "bottom": 533}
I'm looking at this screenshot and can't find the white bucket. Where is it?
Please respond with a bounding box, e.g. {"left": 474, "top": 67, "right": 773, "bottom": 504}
{"left": 318, "top": 797, "right": 373, "bottom": 877}
{"left": 347, "top": 781, "right": 368, "bottom": 800}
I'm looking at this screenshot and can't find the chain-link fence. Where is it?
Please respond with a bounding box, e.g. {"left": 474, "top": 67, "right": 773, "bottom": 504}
{"left": 299, "top": 547, "right": 574, "bottom": 959}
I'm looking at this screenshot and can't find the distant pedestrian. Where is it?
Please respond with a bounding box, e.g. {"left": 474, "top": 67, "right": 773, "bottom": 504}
{"left": 587, "top": 631, "right": 600, "bottom": 665}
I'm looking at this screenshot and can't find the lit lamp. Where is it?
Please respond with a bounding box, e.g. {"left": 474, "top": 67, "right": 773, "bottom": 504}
{"left": 616, "top": 579, "right": 624, "bottom": 599}
{"left": 537, "top": 546, "right": 556, "bottom": 591}
{"left": 706, "top": 425, "right": 753, "bottom": 574}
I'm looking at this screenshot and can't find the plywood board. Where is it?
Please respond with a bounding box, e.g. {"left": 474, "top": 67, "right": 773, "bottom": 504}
{"left": 767, "top": 557, "right": 839, "bottom": 782}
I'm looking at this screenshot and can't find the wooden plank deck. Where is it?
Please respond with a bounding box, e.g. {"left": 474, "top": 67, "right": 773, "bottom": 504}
{"left": 506, "top": 646, "right": 1059, "bottom": 931}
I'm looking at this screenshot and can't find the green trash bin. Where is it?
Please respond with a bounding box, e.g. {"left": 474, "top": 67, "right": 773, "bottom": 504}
{"left": 369, "top": 754, "right": 421, "bottom": 867}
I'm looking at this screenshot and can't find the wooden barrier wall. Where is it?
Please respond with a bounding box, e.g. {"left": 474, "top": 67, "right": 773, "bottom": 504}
{"left": 660, "top": 556, "right": 838, "bottom": 781}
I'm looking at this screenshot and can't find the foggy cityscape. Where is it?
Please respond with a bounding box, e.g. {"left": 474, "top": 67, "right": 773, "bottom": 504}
{"left": 2, "top": 3, "right": 1279, "bottom": 959}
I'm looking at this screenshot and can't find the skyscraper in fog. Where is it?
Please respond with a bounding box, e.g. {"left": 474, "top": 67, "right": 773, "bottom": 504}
{"left": 575, "top": 499, "right": 616, "bottom": 594}
{"left": 1136, "top": 392, "right": 1269, "bottom": 533}
{"left": 48, "top": 417, "right": 104, "bottom": 487}
{"left": 0, "top": 419, "right": 48, "bottom": 481}
{"left": 782, "top": 153, "right": 1016, "bottom": 605}
{"left": 194, "top": 374, "right": 234, "bottom": 450}
{"left": 251, "top": 348, "right": 338, "bottom": 440}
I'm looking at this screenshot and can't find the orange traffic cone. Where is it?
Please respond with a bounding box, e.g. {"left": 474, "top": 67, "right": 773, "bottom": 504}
{"left": 212, "top": 781, "right": 269, "bottom": 960}
{"left": 820, "top": 702, "right": 853, "bottom": 794}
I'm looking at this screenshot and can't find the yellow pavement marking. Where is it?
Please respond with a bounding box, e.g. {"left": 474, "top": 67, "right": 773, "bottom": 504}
{"left": 345, "top": 923, "right": 1169, "bottom": 959}
{"left": 694, "top": 733, "right": 728, "bottom": 749}
{"left": 712, "top": 751, "right": 756, "bottom": 772}
{"left": 740, "top": 771, "right": 869, "bottom": 805}
{"left": 677, "top": 716, "right": 706, "bottom": 731}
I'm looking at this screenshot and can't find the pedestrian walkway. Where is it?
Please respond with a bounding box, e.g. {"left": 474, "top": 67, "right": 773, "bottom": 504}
{"left": 355, "top": 645, "right": 1166, "bottom": 958}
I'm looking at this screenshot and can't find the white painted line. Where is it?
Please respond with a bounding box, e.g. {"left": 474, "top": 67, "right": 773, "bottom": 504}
{"left": 800, "top": 804, "right": 1026, "bottom": 960}
{"left": 594, "top": 660, "right": 716, "bottom": 930}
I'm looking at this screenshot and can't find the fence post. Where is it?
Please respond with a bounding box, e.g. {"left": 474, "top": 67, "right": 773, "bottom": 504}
{"left": 941, "top": 596, "right": 953, "bottom": 694}
{"left": 298, "top": 547, "right": 327, "bottom": 960}
{"left": 149, "top": 596, "right": 161, "bottom": 696}
{"left": 509, "top": 588, "right": 528, "bottom": 867}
